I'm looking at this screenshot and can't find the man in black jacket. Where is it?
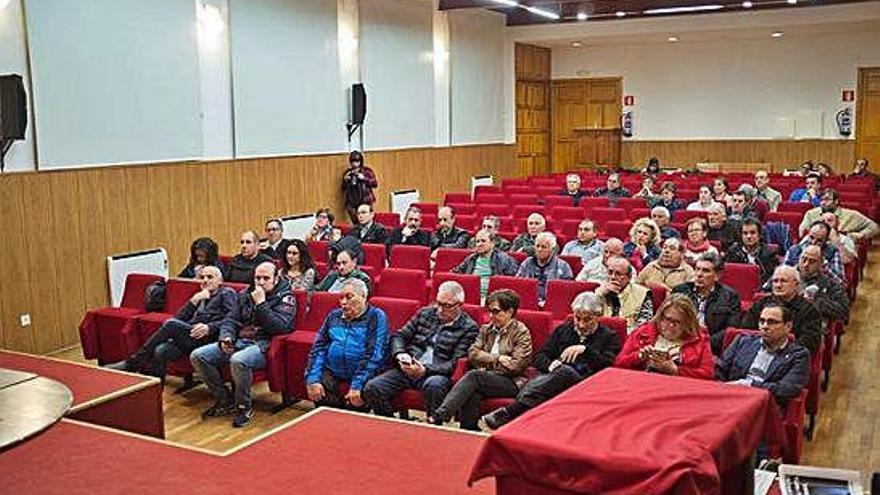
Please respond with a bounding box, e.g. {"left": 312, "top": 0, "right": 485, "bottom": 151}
{"left": 724, "top": 218, "right": 778, "bottom": 285}
{"left": 226, "top": 230, "right": 275, "bottom": 284}
{"left": 430, "top": 206, "right": 471, "bottom": 250}
{"left": 481, "top": 291, "right": 621, "bottom": 430}
{"left": 107, "top": 266, "right": 236, "bottom": 381}
{"left": 191, "top": 262, "right": 295, "bottom": 427}
{"left": 739, "top": 265, "right": 822, "bottom": 355}
{"left": 671, "top": 252, "right": 741, "bottom": 356}
{"left": 349, "top": 203, "right": 388, "bottom": 244}
{"left": 260, "top": 218, "right": 290, "bottom": 261}
{"left": 707, "top": 204, "right": 740, "bottom": 253}
{"left": 386, "top": 206, "right": 431, "bottom": 257}
{"left": 363, "top": 281, "right": 478, "bottom": 418}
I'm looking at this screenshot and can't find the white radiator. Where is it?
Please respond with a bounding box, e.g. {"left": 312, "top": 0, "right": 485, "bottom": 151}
{"left": 106, "top": 248, "right": 168, "bottom": 306}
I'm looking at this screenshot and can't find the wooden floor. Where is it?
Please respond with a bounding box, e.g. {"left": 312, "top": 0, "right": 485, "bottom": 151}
{"left": 48, "top": 245, "right": 880, "bottom": 475}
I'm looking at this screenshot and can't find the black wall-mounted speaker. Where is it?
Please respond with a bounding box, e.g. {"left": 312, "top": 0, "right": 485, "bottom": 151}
{"left": 351, "top": 83, "right": 366, "bottom": 126}
{"left": 0, "top": 74, "right": 27, "bottom": 140}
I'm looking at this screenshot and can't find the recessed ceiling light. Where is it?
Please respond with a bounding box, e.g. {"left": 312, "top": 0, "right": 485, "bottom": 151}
{"left": 787, "top": 0, "right": 797, "bottom": 4}
{"left": 668, "top": 36, "right": 679, "bottom": 42}
{"left": 615, "top": 11, "right": 626, "bottom": 17}
{"left": 576, "top": 12, "right": 588, "bottom": 20}
{"left": 742, "top": 1, "right": 753, "bottom": 7}
{"left": 771, "top": 31, "right": 784, "bottom": 37}
{"left": 644, "top": 4, "right": 724, "bottom": 14}
{"left": 523, "top": 5, "right": 560, "bottom": 19}
{"left": 572, "top": 41, "right": 583, "bottom": 47}
{"left": 490, "top": 0, "right": 519, "bottom": 6}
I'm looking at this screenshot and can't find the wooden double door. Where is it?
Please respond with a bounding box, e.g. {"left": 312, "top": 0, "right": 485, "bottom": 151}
{"left": 552, "top": 78, "right": 622, "bottom": 172}
{"left": 857, "top": 67, "right": 880, "bottom": 171}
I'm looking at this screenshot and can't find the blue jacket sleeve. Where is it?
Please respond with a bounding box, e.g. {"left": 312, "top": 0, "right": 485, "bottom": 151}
{"left": 350, "top": 309, "right": 389, "bottom": 391}
{"left": 305, "top": 313, "right": 333, "bottom": 385}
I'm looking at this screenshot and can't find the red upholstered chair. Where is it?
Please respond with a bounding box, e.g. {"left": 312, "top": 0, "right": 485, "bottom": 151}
{"left": 765, "top": 212, "right": 802, "bottom": 238}
{"left": 307, "top": 240, "right": 330, "bottom": 264}
{"left": 720, "top": 263, "right": 761, "bottom": 307}
{"left": 550, "top": 206, "right": 586, "bottom": 223}
{"left": 299, "top": 292, "right": 340, "bottom": 332}
{"left": 461, "top": 303, "right": 487, "bottom": 325}
{"left": 375, "top": 212, "right": 401, "bottom": 228}
{"left": 512, "top": 204, "right": 545, "bottom": 219}
{"left": 315, "top": 262, "right": 329, "bottom": 279}
{"left": 534, "top": 186, "right": 561, "bottom": 198}
{"left": 579, "top": 197, "right": 609, "bottom": 210}
{"left": 291, "top": 289, "right": 309, "bottom": 331}
{"left": 361, "top": 243, "right": 387, "bottom": 277}
{"left": 822, "top": 320, "right": 844, "bottom": 391}
{"left": 629, "top": 208, "right": 651, "bottom": 220}
{"left": 218, "top": 254, "right": 234, "bottom": 267}
{"left": 420, "top": 214, "right": 438, "bottom": 231}
{"left": 129, "top": 278, "right": 202, "bottom": 352}
{"left": 476, "top": 203, "right": 510, "bottom": 218}
{"left": 674, "top": 209, "right": 707, "bottom": 224}
{"left": 78, "top": 273, "right": 164, "bottom": 363}
{"left": 455, "top": 214, "right": 476, "bottom": 231}
{"left": 507, "top": 194, "right": 539, "bottom": 206}
{"left": 446, "top": 203, "right": 476, "bottom": 216}
{"left": 445, "top": 192, "right": 471, "bottom": 205}
{"left": 411, "top": 202, "right": 439, "bottom": 215}
{"left": 543, "top": 195, "right": 575, "bottom": 208}
{"left": 508, "top": 251, "right": 529, "bottom": 265}
{"left": 603, "top": 221, "right": 632, "bottom": 241}
{"left": 434, "top": 248, "right": 470, "bottom": 273}
{"left": 558, "top": 255, "right": 583, "bottom": 278}
{"left": 474, "top": 193, "right": 505, "bottom": 204}
{"left": 473, "top": 185, "right": 502, "bottom": 200}
{"left": 544, "top": 280, "right": 599, "bottom": 323}
{"left": 598, "top": 317, "right": 628, "bottom": 347}
{"left": 487, "top": 276, "right": 539, "bottom": 310}
{"left": 370, "top": 297, "right": 421, "bottom": 332}
{"left": 591, "top": 207, "right": 627, "bottom": 224}
{"left": 556, "top": 219, "right": 582, "bottom": 240}
{"left": 389, "top": 245, "right": 431, "bottom": 273}
{"left": 374, "top": 268, "right": 428, "bottom": 303}
{"left": 282, "top": 330, "right": 320, "bottom": 400}
{"left": 430, "top": 272, "right": 481, "bottom": 305}
{"left": 643, "top": 282, "right": 668, "bottom": 311}
{"left": 614, "top": 197, "right": 649, "bottom": 214}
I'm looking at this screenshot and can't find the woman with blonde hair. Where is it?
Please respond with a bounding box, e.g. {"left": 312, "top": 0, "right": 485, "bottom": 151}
{"left": 613, "top": 294, "right": 713, "bottom": 379}
{"left": 623, "top": 217, "right": 661, "bottom": 271}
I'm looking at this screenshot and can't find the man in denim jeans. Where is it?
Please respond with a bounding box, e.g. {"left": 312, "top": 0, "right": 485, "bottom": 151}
{"left": 191, "top": 261, "right": 295, "bottom": 427}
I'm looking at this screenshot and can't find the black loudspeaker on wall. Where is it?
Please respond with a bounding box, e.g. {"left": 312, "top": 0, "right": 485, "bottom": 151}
{"left": 0, "top": 74, "right": 28, "bottom": 140}
{"left": 351, "top": 83, "right": 366, "bottom": 126}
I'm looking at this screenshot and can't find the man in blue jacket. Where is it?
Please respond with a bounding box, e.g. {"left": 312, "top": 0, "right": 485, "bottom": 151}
{"left": 191, "top": 262, "right": 295, "bottom": 427}
{"left": 716, "top": 303, "right": 810, "bottom": 408}
{"left": 305, "top": 278, "right": 388, "bottom": 411}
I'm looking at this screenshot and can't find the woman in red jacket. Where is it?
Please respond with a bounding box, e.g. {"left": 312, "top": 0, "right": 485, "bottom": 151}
{"left": 614, "top": 294, "right": 714, "bottom": 380}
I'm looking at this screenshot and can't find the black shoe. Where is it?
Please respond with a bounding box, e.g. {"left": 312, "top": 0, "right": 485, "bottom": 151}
{"left": 232, "top": 405, "right": 254, "bottom": 428}
{"left": 481, "top": 408, "right": 511, "bottom": 430}
{"left": 201, "top": 400, "right": 235, "bottom": 419}
{"left": 106, "top": 359, "right": 136, "bottom": 372}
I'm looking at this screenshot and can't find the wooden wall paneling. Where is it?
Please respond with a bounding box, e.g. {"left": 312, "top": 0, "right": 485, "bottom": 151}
{"left": 146, "top": 164, "right": 184, "bottom": 271}
{"left": 99, "top": 168, "right": 133, "bottom": 255}
{"left": 856, "top": 67, "right": 880, "bottom": 171}
{"left": 48, "top": 173, "right": 87, "bottom": 351}
{"left": 0, "top": 175, "right": 36, "bottom": 353}
{"left": 123, "top": 167, "right": 153, "bottom": 252}
{"left": 516, "top": 43, "right": 551, "bottom": 177}
{"left": 75, "top": 170, "right": 111, "bottom": 310}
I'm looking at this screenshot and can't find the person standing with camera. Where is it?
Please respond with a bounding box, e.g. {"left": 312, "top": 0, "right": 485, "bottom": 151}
{"left": 342, "top": 150, "right": 378, "bottom": 225}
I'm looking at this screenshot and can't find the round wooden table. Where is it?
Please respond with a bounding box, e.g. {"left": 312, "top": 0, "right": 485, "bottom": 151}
{"left": 0, "top": 367, "right": 73, "bottom": 450}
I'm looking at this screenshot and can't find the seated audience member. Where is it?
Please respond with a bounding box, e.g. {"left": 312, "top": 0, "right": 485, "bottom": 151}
{"left": 281, "top": 239, "right": 318, "bottom": 292}
{"left": 686, "top": 185, "right": 718, "bottom": 212}
{"left": 305, "top": 208, "right": 341, "bottom": 243}
{"left": 191, "top": 262, "right": 295, "bottom": 427}
{"left": 797, "top": 160, "right": 819, "bottom": 177}
{"left": 561, "top": 219, "right": 604, "bottom": 264}
{"left": 596, "top": 257, "right": 654, "bottom": 332}
{"left": 316, "top": 250, "right": 372, "bottom": 293}
{"left": 510, "top": 213, "right": 547, "bottom": 256}
{"left": 558, "top": 173, "right": 588, "bottom": 206}
{"left": 816, "top": 162, "right": 833, "bottom": 177}
{"left": 724, "top": 218, "right": 778, "bottom": 285}
{"left": 726, "top": 190, "right": 750, "bottom": 222}
{"left": 226, "top": 230, "right": 275, "bottom": 284}
{"left": 643, "top": 157, "right": 661, "bottom": 176}
{"left": 717, "top": 303, "right": 810, "bottom": 408}
{"left": 754, "top": 170, "right": 782, "bottom": 211}
{"left": 363, "top": 281, "right": 478, "bottom": 419}
{"left": 481, "top": 291, "right": 621, "bottom": 430}
{"left": 797, "top": 245, "right": 849, "bottom": 323}
{"left": 671, "top": 253, "right": 741, "bottom": 355}
{"left": 386, "top": 206, "right": 431, "bottom": 256}
{"left": 713, "top": 177, "right": 731, "bottom": 206}
{"left": 304, "top": 279, "right": 388, "bottom": 411}
{"left": 453, "top": 230, "right": 520, "bottom": 301}
{"left": 262, "top": 218, "right": 291, "bottom": 260}
{"left": 651, "top": 206, "right": 681, "bottom": 240}
{"left": 623, "top": 218, "right": 662, "bottom": 271}
{"left": 683, "top": 217, "right": 720, "bottom": 265}
{"left": 739, "top": 266, "right": 822, "bottom": 355}
{"left": 430, "top": 206, "right": 471, "bottom": 250}
{"left": 516, "top": 232, "right": 573, "bottom": 303}
{"left": 788, "top": 173, "right": 822, "bottom": 206}
{"left": 784, "top": 221, "right": 844, "bottom": 282}
{"left": 821, "top": 211, "right": 857, "bottom": 264}
{"left": 430, "top": 289, "right": 532, "bottom": 431}
{"left": 633, "top": 175, "right": 656, "bottom": 200}
{"left": 736, "top": 184, "right": 769, "bottom": 221}
{"left": 850, "top": 158, "right": 878, "bottom": 190}
{"left": 593, "top": 172, "right": 631, "bottom": 205}
{"left": 468, "top": 215, "right": 512, "bottom": 251}
{"left": 706, "top": 203, "right": 740, "bottom": 252}
{"left": 638, "top": 238, "right": 694, "bottom": 290}
{"left": 650, "top": 181, "right": 685, "bottom": 216}
{"left": 576, "top": 237, "right": 628, "bottom": 283}
{"left": 348, "top": 203, "right": 388, "bottom": 245}
{"left": 108, "top": 266, "right": 236, "bottom": 381}
{"left": 178, "top": 237, "right": 224, "bottom": 279}
{"left": 798, "top": 188, "right": 879, "bottom": 241}
{"left": 613, "top": 294, "right": 714, "bottom": 379}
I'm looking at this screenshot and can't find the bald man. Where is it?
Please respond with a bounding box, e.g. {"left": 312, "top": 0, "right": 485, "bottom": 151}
{"left": 107, "top": 266, "right": 237, "bottom": 382}
{"left": 576, "top": 238, "right": 635, "bottom": 283}
{"left": 430, "top": 206, "right": 471, "bottom": 250}
{"left": 797, "top": 245, "right": 849, "bottom": 323}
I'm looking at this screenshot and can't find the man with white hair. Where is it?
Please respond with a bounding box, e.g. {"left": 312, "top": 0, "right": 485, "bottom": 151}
{"left": 516, "top": 232, "right": 573, "bottom": 302}
{"left": 637, "top": 237, "right": 693, "bottom": 290}
{"left": 481, "top": 291, "right": 621, "bottom": 430}
{"left": 558, "top": 173, "right": 588, "bottom": 206}
{"left": 706, "top": 203, "right": 740, "bottom": 252}
{"left": 596, "top": 257, "right": 654, "bottom": 333}
{"left": 510, "top": 213, "right": 547, "bottom": 256}
{"left": 561, "top": 219, "right": 604, "bottom": 264}
{"left": 363, "top": 281, "right": 479, "bottom": 419}
{"left": 576, "top": 238, "right": 634, "bottom": 284}
{"left": 304, "top": 278, "right": 389, "bottom": 411}
{"left": 739, "top": 265, "right": 822, "bottom": 354}
{"left": 650, "top": 206, "right": 681, "bottom": 240}
{"left": 593, "top": 172, "right": 631, "bottom": 206}
{"left": 754, "top": 170, "right": 782, "bottom": 211}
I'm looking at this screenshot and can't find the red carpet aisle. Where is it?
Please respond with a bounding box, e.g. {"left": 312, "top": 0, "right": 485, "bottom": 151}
{"left": 0, "top": 408, "right": 494, "bottom": 495}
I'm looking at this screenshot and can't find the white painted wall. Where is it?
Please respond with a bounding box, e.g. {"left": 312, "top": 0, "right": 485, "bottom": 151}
{"left": 552, "top": 30, "right": 880, "bottom": 141}
{"left": 0, "top": 0, "right": 36, "bottom": 171}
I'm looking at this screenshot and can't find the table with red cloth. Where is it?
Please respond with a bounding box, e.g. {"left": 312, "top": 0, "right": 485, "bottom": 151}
{"left": 0, "top": 350, "right": 164, "bottom": 438}
{"left": 468, "top": 368, "right": 780, "bottom": 495}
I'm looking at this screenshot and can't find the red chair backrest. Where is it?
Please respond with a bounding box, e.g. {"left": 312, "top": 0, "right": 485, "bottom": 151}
{"left": 411, "top": 202, "right": 439, "bottom": 215}
{"left": 603, "top": 221, "right": 632, "bottom": 241}
{"left": 370, "top": 297, "right": 421, "bottom": 332}
{"left": 507, "top": 193, "right": 539, "bottom": 206}
{"left": 292, "top": 289, "right": 308, "bottom": 330}
{"left": 420, "top": 214, "right": 438, "bottom": 231}
{"left": 508, "top": 251, "right": 529, "bottom": 265}
{"left": 375, "top": 212, "right": 401, "bottom": 228}
{"left": 431, "top": 272, "right": 481, "bottom": 305}
{"left": 643, "top": 282, "right": 668, "bottom": 311}
{"left": 222, "top": 282, "right": 249, "bottom": 293}
{"left": 550, "top": 206, "right": 587, "bottom": 223}
{"left": 476, "top": 203, "right": 510, "bottom": 218}
{"left": 674, "top": 210, "right": 708, "bottom": 224}
{"left": 544, "top": 195, "right": 575, "bottom": 207}
{"left": 473, "top": 185, "right": 502, "bottom": 199}
{"left": 630, "top": 208, "right": 651, "bottom": 220}
{"left": 445, "top": 192, "right": 471, "bottom": 205}
{"left": 456, "top": 214, "right": 477, "bottom": 231}
{"left": 446, "top": 203, "right": 476, "bottom": 216}
{"left": 307, "top": 240, "right": 330, "bottom": 264}
{"left": 720, "top": 263, "right": 761, "bottom": 302}
{"left": 487, "top": 276, "right": 539, "bottom": 310}
{"left": 515, "top": 309, "right": 554, "bottom": 350}
{"left": 300, "top": 292, "right": 340, "bottom": 332}
{"left": 361, "top": 244, "right": 387, "bottom": 275}
{"left": 615, "top": 197, "right": 649, "bottom": 213}
{"left": 474, "top": 193, "right": 505, "bottom": 205}
{"left": 722, "top": 327, "right": 760, "bottom": 352}
{"left": 461, "top": 304, "right": 487, "bottom": 325}
{"left": 434, "top": 248, "right": 470, "bottom": 273}
{"left": 598, "top": 316, "right": 628, "bottom": 346}
{"left": 120, "top": 273, "right": 165, "bottom": 310}
{"left": 389, "top": 245, "right": 431, "bottom": 273}
{"left": 164, "top": 279, "right": 202, "bottom": 313}
{"left": 777, "top": 202, "right": 811, "bottom": 215}
{"left": 544, "top": 279, "right": 599, "bottom": 321}
{"left": 579, "top": 197, "right": 609, "bottom": 210}
{"left": 591, "top": 207, "right": 627, "bottom": 223}
{"left": 374, "top": 268, "right": 428, "bottom": 303}
{"left": 513, "top": 204, "right": 545, "bottom": 219}
{"left": 558, "top": 255, "right": 583, "bottom": 277}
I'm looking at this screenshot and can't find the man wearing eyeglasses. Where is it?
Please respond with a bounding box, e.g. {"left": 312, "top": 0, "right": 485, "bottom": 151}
{"left": 596, "top": 256, "right": 653, "bottom": 333}
{"left": 363, "top": 281, "right": 478, "bottom": 419}
{"left": 260, "top": 218, "right": 291, "bottom": 261}
{"left": 226, "top": 230, "right": 275, "bottom": 284}
{"left": 467, "top": 216, "right": 512, "bottom": 251}
{"left": 717, "top": 303, "right": 810, "bottom": 408}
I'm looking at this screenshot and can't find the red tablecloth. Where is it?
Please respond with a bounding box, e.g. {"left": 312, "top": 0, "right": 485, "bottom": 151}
{"left": 468, "top": 368, "right": 778, "bottom": 495}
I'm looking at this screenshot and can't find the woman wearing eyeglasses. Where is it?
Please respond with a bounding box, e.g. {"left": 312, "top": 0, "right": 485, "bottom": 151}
{"left": 613, "top": 294, "right": 714, "bottom": 380}
{"left": 305, "top": 207, "right": 341, "bottom": 243}
{"left": 430, "top": 289, "right": 532, "bottom": 430}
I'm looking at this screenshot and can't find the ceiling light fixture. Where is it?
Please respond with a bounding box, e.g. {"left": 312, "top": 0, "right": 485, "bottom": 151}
{"left": 490, "top": 0, "right": 519, "bottom": 6}
{"left": 644, "top": 4, "right": 725, "bottom": 14}
{"left": 742, "top": 1, "right": 753, "bottom": 7}
{"left": 615, "top": 11, "right": 627, "bottom": 17}
{"left": 771, "top": 31, "right": 784, "bottom": 37}
{"left": 787, "top": 0, "right": 797, "bottom": 4}
{"left": 577, "top": 12, "right": 588, "bottom": 20}
{"left": 572, "top": 41, "right": 583, "bottom": 47}
{"left": 668, "top": 36, "right": 679, "bottom": 42}
{"left": 523, "top": 5, "right": 560, "bottom": 19}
